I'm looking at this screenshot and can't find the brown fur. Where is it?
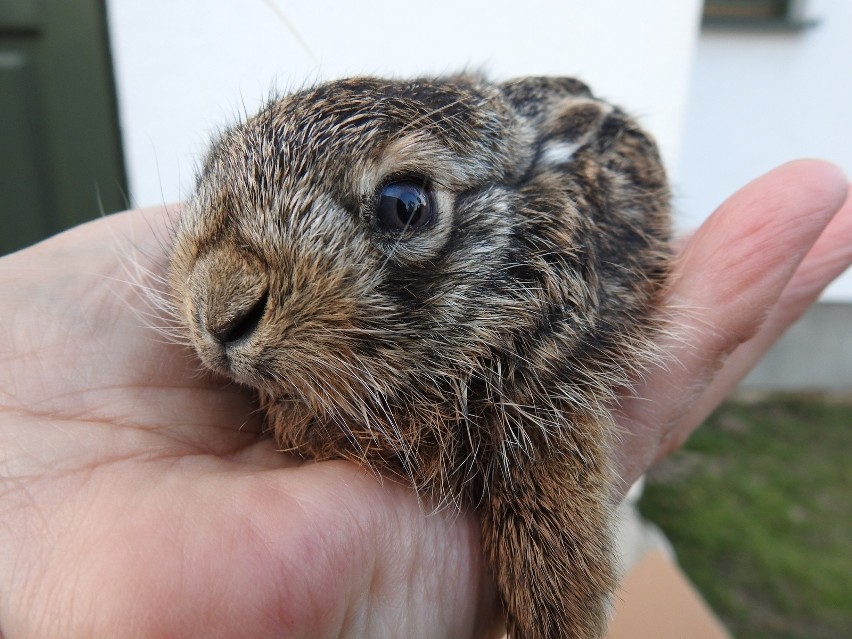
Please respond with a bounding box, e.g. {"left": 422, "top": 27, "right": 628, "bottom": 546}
{"left": 168, "top": 74, "right": 671, "bottom": 638}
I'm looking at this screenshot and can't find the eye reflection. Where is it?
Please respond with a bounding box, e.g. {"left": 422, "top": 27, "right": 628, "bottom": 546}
{"left": 375, "top": 180, "right": 434, "bottom": 231}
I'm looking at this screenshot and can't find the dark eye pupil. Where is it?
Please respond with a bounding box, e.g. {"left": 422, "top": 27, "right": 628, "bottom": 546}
{"left": 376, "top": 181, "right": 433, "bottom": 231}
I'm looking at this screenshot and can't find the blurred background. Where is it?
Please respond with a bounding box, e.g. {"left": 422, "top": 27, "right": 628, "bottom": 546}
{"left": 1, "top": 1, "right": 849, "bottom": 637}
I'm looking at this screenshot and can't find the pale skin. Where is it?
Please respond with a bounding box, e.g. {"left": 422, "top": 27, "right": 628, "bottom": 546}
{"left": 0, "top": 160, "right": 849, "bottom": 638}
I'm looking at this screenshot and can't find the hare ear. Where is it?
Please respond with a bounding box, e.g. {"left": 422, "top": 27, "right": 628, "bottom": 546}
{"left": 499, "top": 77, "right": 616, "bottom": 173}
{"left": 533, "top": 99, "right": 616, "bottom": 167}
{"left": 498, "top": 76, "right": 593, "bottom": 120}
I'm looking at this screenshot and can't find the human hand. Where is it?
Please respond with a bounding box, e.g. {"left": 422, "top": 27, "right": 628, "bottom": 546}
{"left": 0, "top": 201, "right": 499, "bottom": 637}
{"left": 0, "top": 160, "right": 848, "bottom": 638}
{"left": 614, "top": 160, "right": 851, "bottom": 490}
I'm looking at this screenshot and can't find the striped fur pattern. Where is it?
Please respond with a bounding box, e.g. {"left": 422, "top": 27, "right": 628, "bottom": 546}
{"left": 168, "top": 75, "right": 671, "bottom": 638}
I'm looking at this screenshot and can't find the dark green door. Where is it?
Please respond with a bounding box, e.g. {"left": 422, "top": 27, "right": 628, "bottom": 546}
{"left": 0, "top": 0, "right": 126, "bottom": 255}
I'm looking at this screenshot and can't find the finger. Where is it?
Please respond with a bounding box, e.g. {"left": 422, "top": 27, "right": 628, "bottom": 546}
{"left": 678, "top": 183, "right": 852, "bottom": 431}
{"left": 616, "top": 160, "right": 849, "bottom": 485}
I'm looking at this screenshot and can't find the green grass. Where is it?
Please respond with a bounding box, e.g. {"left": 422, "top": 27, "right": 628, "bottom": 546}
{"left": 639, "top": 395, "right": 852, "bottom": 639}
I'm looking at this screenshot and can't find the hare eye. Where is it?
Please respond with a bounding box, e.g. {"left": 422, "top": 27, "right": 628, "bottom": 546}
{"left": 375, "top": 180, "right": 434, "bottom": 231}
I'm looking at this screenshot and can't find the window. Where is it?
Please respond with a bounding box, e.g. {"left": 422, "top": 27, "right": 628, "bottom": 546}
{"left": 702, "top": 0, "right": 817, "bottom": 29}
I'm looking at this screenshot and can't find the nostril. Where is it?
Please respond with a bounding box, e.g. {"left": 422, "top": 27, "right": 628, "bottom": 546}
{"left": 209, "top": 289, "right": 269, "bottom": 346}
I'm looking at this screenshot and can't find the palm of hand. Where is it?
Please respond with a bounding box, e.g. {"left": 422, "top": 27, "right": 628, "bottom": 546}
{"left": 0, "top": 215, "right": 497, "bottom": 638}
{"left": 0, "top": 161, "right": 849, "bottom": 638}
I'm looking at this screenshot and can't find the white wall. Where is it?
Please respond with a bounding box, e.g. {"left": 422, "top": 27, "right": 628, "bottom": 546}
{"left": 678, "top": 0, "right": 852, "bottom": 300}
{"left": 105, "top": 0, "right": 702, "bottom": 208}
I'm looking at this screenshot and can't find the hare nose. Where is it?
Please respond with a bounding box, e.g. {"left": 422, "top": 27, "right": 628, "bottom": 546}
{"left": 207, "top": 289, "right": 269, "bottom": 346}
{"left": 189, "top": 248, "right": 270, "bottom": 350}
